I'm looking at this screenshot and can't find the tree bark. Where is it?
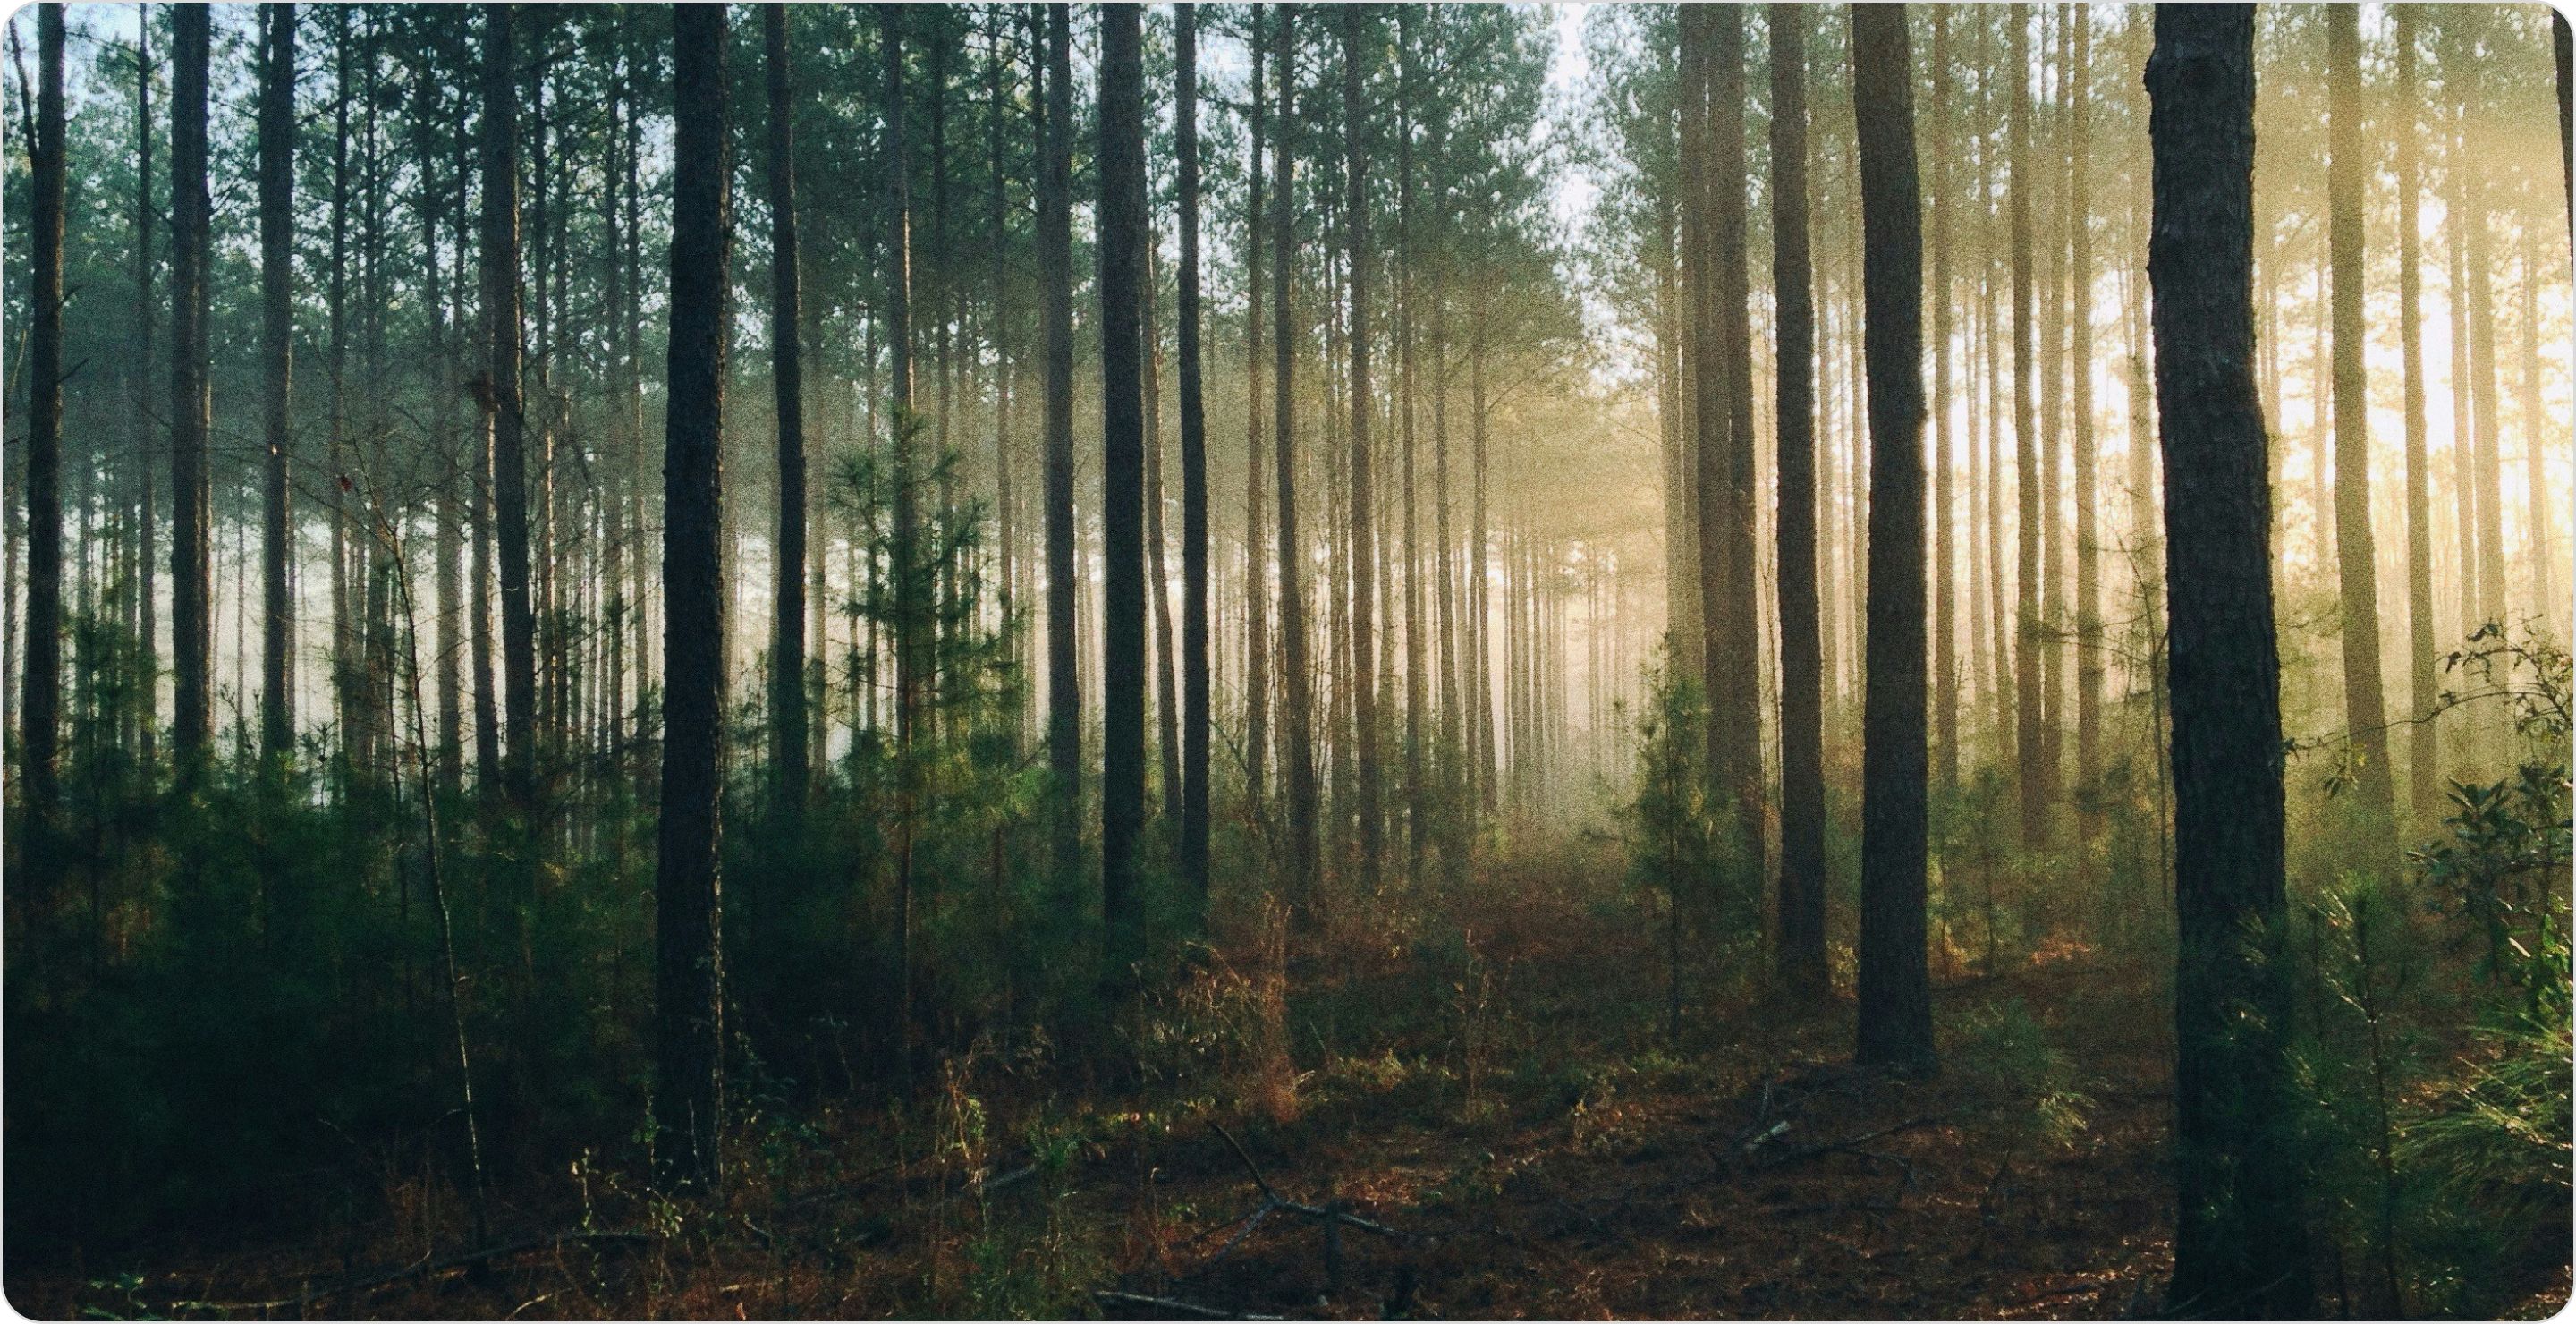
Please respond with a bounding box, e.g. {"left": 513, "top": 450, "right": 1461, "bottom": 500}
{"left": 2008, "top": 8, "right": 2045, "bottom": 847}
{"left": 2146, "top": 10, "right": 2314, "bottom": 1314}
{"left": 2326, "top": 5, "right": 2395, "bottom": 840}
{"left": 767, "top": 3, "right": 809, "bottom": 813}
{"left": 1928, "top": 8, "right": 1958, "bottom": 802}
{"left": 1041, "top": 3, "right": 1080, "bottom": 899}
{"left": 1176, "top": 4, "right": 1213, "bottom": 919}
{"left": 1098, "top": 2, "right": 1149, "bottom": 991}
{"left": 657, "top": 0, "right": 731, "bottom": 1192}
{"left": 21, "top": 2, "right": 64, "bottom": 811}
{"left": 2392, "top": 7, "right": 2437, "bottom": 822}
{"left": 1276, "top": 7, "right": 1322, "bottom": 921}
{"left": 1770, "top": 4, "right": 1826, "bottom": 999}
{"left": 1244, "top": 7, "right": 1271, "bottom": 812}
{"left": 1343, "top": 4, "right": 1385, "bottom": 894}
{"left": 2069, "top": 6, "right": 2101, "bottom": 819}
{"left": 481, "top": 3, "right": 538, "bottom": 806}
{"left": 257, "top": 4, "right": 297, "bottom": 765}
{"left": 1851, "top": 3, "right": 1932, "bottom": 1074}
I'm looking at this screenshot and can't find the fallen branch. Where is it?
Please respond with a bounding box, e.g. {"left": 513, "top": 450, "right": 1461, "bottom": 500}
{"left": 1092, "top": 1289, "right": 1285, "bottom": 1320}
{"left": 1761, "top": 1106, "right": 1981, "bottom": 1170}
{"left": 1208, "top": 1124, "right": 1412, "bottom": 1240}
{"left": 167, "top": 1229, "right": 655, "bottom": 1315}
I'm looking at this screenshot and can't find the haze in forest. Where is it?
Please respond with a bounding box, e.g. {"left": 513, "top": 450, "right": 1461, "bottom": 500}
{"left": 0, "top": 4, "right": 2569, "bottom": 1320}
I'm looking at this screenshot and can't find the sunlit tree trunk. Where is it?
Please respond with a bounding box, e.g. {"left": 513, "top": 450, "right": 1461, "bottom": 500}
{"left": 1928, "top": 8, "right": 1958, "bottom": 802}
{"left": 2391, "top": 8, "right": 2437, "bottom": 824}
{"left": 2008, "top": 7, "right": 2044, "bottom": 847}
{"left": 1243, "top": 8, "right": 1271, "bottom": 812}
{"left": 1343, "top": 4, "right": 1385, "bottom": 893}
{"left": 2326, "top": 5, "right": 2395, "bottom": 844}
{"left": 2069, "top": 7, "right": 2100, "bottom": 825}
{"left": 1770, "top": 4, "right": 1826, "bottom": 1000}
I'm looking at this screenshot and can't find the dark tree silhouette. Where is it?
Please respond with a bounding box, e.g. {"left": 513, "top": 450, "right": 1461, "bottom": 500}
{"left": 766, "top": 3, "right": 809, "bottom": 812}
{"left": 170, "top": 3, "right": 213, "bottom": 771}
{"left": 1176, "top": 4, "right": 1213, "bottom": 917}
{"left": 1343, "top": 3, "right": 1384, "bottom": 894}
{"left": 2147, "top": 8, "right": 2314, "bottom": 1315}
{"left": 480, "top": 3, "right": 537, "bottom": 805}
{"left": 656, "top": 0, "right": 732, "bottom": 1192}
{"left": 1097, "top": 1, "right": 1148, "bottom": 989}
{"left": 21, "top": 1, "right": 62, "bottom": 811}
{"left": 257, "top": 4, "right": 295, "bottom": 765}
{"left": 1041, "top": 2, "right": 1080, "bottom": 899}
{"left": 1851, "top": 1, "right": 1932, "bottom": 1074}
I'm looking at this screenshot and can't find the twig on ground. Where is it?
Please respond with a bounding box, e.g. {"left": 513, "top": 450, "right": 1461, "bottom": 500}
{"left": 1092, "top": 1288, "right": 1286, "bottom": 1320}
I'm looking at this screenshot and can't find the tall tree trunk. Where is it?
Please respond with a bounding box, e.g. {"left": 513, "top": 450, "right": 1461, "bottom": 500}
{"left": 767, "top": 4, "right": 809, "bottom": 812}
{"left": 21, "top": 2, "right": 64, "bottom": 815}
{"left": 1343, "top": 4, "right": 1384, "bottom": 893}
{"left": 880, "top": 1, "right": 925, "bottom": 1057}
{"left": 1276, "top": 8, "right": 1322, "bottom": 920}
{"left": 1040, "top": 2, "right": 1080, "bottom": 899}
{"left": 1244, "top": 7, "right": 1271, "bottom": 811}
{"left": 258, "top": 4, "right": 297, "bottom": 764}
{"left": 1176, "top": 4, "right": 1212, "bottom": 920}
{"left": 2520, "top": 232, "right": 2555, "bottom": 632}
{"left": 2008, "top": 7, "right": 2045, "bottom": 847}
{"left": 1709, "top": 7, "right": 1763, "bottom": 893}
{"left": 1928, "top": 8, "right": 1958, "bottom": 802}
{"left": 2070, "top": 6, "right": 2101, "bottom": 820}
{"left": 1851, "top": 3, "right": 1932, "bottom": 1074}
{"left": 132, "top": 10, "right": 158, "bottom": 770}
{"left": 1397, "top": 8, "right": 1426, "bottom": 887}
{"left": 1144, "top": 246, "right": 1182, "bottom": 827}
{"left": 1098, "top": 2, "right": 1149, "bottom": 989}
{"left": 2326, "top": 6, "right": 2395, "bottom": 844}
{"left": 481, "top": 3, "right": 538, "bottom": 806}
{"left": 2147, "top": 10, "right": 2314, "bottom": 1313}
{"left": 2393, "top": 8, "right": 2436, "bottom": 823}
{"left": 1770, "top": 4, "right": 1826, "bottom": 999}
{"left": 170, "top": 4, "right": 214, "bottom": 773}
{"left": 656, "top": 1, "right": 731, "bottom": 1191}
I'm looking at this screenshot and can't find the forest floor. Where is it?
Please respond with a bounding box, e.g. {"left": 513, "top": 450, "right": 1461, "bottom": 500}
{"left": 23, "top": 842, "right": 2572, "bottom": 1320}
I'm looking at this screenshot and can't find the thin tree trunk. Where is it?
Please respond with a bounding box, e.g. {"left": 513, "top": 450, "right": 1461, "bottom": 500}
{"left": 1244, "top": 7, "right": 1271, "bottom": 811}
{"left": 1041, "top": 2, "right": 1080, "bottom": 899}
{"left": 2009, "top": 7, "right": 2045, "bottom": 847}
{"left": 481, "top": 3, "right": 538, "bottom": 806}
{"left": 2070, "top": 7, "right": 2101, "bottom": 820}
{"left": 767, "top": 4, "right": 809, "bottom": 812}
{"left": 1770, "top": 4, "right": 1826, "bottom": 999}
{"left": 1343, "top": 4, "right": 1384, "bottom": 892}
{"left": 2326, "top": 5, "right": 2396, "bottom": 842}
{"left": 21, "top": 1, "right": 64, "bottom": 812}
{"left": 1276, "top": 7, "right": 1322, "bottom": 920}
{"left": 258, "top": 4, "right": 297, "bottom": 764}
{"left": 170, "top": 4, "right": 213, "bottom": 773}
{"left": 2394, "top": 8, "right": 2437, "bottom": 824}
{"left": 1928, "top": 8, "right": 1958, "bottom": 802}
{"left": 1176, "top": 3, "right": 1212, "bottom": 918}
